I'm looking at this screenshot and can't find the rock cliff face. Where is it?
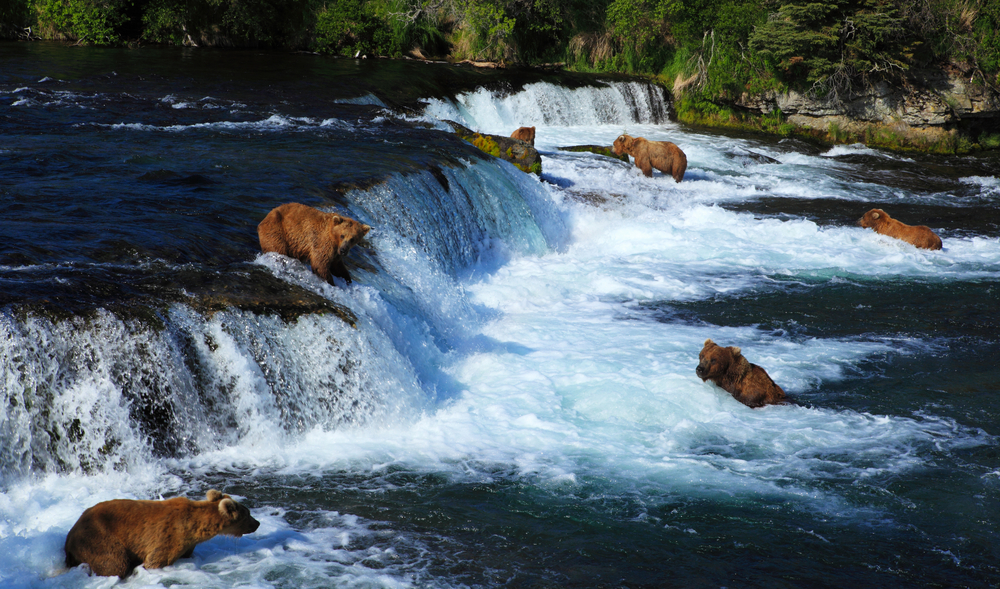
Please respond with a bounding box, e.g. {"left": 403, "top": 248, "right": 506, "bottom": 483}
{"left": 734, "top": 67, "right": 1000, "bottom": 147}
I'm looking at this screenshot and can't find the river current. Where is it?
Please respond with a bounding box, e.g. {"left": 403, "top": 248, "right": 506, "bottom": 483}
{"left": 2, "top": 43, "right": 1000, "bottom": 588}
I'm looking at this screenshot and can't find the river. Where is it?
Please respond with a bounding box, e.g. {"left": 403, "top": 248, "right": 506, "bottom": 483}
{"left": 2, "top": 42, "right": 1000, "bottom": 588}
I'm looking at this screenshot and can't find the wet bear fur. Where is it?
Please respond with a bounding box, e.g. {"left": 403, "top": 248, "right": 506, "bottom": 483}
{"left": 858, "top": 208, "right": 942, "bottom": 250}
{"left": 65, "top": 490, "right": 260, "bottom": 578}
{"left": 510, "top": 126, "right": 536, "bottom": 146}
{"left": 696, "top": 339, "right": 786, "bottom": 408}
{"left": 612, "top": 134, "right": 687, "bottom": 182}
{"left": 258, "top": 202, "right": 371, "bottom": 284}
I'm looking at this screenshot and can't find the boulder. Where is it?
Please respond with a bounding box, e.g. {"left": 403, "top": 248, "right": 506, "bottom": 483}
{"left": 445, "top": 121, "right": 542, "bottom": 175}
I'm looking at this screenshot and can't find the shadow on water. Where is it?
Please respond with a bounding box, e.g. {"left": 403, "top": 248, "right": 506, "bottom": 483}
{"left": 641, "top": 277, "right": 1000, "bottom": 341}
{"left": 0, "top": 41, "right": 641, "bottom": 110}
{"left": 721, "top": 196, "right": 1000, "bottom": 236}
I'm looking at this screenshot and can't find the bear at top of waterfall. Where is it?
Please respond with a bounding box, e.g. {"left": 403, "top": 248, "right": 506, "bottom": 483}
{"left": 258, "top": 202, "right": 371, "bottom": 285}
{"left": 612, "top": 134, "right": 687, "bottom": 182}
{"left": 696, "top": 339, "right": 786, "bottom": 408}
{"left": 65, "top": 490, "right": 260, "bottom": 578}
{"left": 858, "top": 208, "right": 943, "bottom": 250}
{"left": 510, "top": 126, "right": 536, "bottom": 146}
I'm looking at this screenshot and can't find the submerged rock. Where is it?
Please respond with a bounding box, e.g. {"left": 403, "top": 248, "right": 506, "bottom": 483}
{"left": 558, "top": 145, "right": 630, "bottom": 162}
{"left": 445, "top": 120, "right": 542, "bottom": 175}
{"left": 724, "top": 149, "right": 781, "bottom": 166}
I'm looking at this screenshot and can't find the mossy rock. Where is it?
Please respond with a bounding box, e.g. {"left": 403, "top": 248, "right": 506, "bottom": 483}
{"left": 445, "top": 120, "right": 542, "bottom": 175}
{"left": 558, "top": 145, "right": 629, "bottom": 162}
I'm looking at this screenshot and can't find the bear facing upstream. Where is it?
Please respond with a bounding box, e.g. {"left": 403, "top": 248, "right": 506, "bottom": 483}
{"left": 510, "top": 126, "right": 536, "bottom": 146}
{"left": 258, "top": 202, "right": 371, "bottom": 284}
{"left": 858, "top": 208, "right": 942, "bottom": 250}
{"left": 65, "top": 490, "right": 260, "bottom": 578}
{"left": 612, "top": 134, "right": 687, "bottom": 182}
{"left": 696, "top": 339, "right": 786, "bottom": 408}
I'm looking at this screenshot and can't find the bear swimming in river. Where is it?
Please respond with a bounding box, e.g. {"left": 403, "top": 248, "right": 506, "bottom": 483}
{"left": 258, "top": 202, "right": 371, "bottom": 284}
{"left": 612, "top": 134, "right": 687, "bottom": 182}
{"left": 65, "top": 490, "right": 260, "bottom": 578}
{"left": 510, "top": 126, "right": 536, "bottom": 146}
{"left": 858, "top": 208, "right": 942, "bottom": 250}
{"left": 696, "top": 339, "right": 786, "bottom": 408}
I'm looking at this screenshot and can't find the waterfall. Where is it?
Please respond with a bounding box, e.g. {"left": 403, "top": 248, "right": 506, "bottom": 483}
{"left": 422, "top": 80, "right": 670, "bottom": 133}
{"left": 0, "top": 156, "right": 565, "bottom": 481}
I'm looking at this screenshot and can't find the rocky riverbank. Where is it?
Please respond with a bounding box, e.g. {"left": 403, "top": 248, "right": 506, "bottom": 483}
{"left": 707, "top": 66, "right": 1000, "bottom": 153}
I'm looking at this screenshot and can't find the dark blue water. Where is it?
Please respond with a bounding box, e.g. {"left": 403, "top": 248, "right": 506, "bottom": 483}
{"left": 2, "top": 41, "right": 1000, "bottom": 589}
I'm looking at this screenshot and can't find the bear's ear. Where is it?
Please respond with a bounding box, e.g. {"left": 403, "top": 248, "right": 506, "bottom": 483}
{"left": 206, "top": 489, "right": 223, "bottom": 502}
{"left": 729, "top": 346, "right": 742, "bottom": 358}
{"left": 703, "top": 338, "right": 714, "bottom": 347}
{"left": 219, "top": 498, "right": 240, "bottom": 520}
{"left": 871, "top": 211, "right": 880, "bottom": 220}
{"left": 331, "top": 215, "right": 344, "bottom": 225}
{"left": 361, "top": 224, "right": 371, "bottom": 236}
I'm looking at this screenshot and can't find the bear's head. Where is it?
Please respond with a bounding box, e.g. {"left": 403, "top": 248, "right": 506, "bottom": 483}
{"left": 206, "top": 490, "right": 260, "bottom": 537}
{"left": 858, "top": 208, "right": 890, "bottom": 229}
{"left": 612, "top": 134, "right": 634, "bottom": 156}
{"left": 696, "top": 339, "right": 742, "bottom": 381}
{"left": 328, "top": 215, "right": 372, "bottom": 257}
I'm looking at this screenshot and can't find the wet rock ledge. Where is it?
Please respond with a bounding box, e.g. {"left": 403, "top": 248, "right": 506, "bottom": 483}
{"left": 0, "top": 265, "right": 356, "bottom": 328}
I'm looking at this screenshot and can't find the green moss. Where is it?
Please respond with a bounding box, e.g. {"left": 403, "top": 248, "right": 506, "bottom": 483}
{"left": 515, "top": 160, "right": 542, "bottom": 175}
{"left": 980, "top": 133, "right": 1000, "bottom": 149}
{"left": 472, "top": 135, "right": 502, "bottom": 157}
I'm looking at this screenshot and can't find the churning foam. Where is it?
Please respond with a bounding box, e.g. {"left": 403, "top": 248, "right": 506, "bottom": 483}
{"left": 422, "top": 80, "right": 667, "bottom": 135}
{"left": 2, "top": 78, "right": 999, "bottom": 588}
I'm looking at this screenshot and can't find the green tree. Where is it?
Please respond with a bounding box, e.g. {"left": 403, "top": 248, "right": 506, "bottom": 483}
{"left": 749, "top": 0, "right": 908, "bottom": 95}
{"left": 35, "top": 0, "right": 132, "bottom": 44}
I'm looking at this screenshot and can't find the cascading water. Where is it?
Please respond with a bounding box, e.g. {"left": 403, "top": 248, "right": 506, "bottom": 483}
{"left": 2, "top": 46, "right": 1000, "bottom": 588}
{"left": 423, "top": 80, "right": 669, "bottom": 132}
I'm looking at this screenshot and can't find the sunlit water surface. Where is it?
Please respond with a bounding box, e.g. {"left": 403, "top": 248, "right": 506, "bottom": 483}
{"left": 2, "top": 43, "right": 1000, "bottom": 588}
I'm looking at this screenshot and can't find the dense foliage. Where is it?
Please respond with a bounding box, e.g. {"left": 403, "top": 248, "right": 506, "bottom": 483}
{"left": 5, "top": 0, "right": 997, "bottom": 87}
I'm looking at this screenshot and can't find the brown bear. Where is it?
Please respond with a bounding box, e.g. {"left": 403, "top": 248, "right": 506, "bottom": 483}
{"left": 258, "top": 202, "right": 371, "bottom": 284}
{"left": 510, "top": 126, "right": 536, "bottom": 146}
{"left": 696, "top": 339, "right": 786, "bottom": 408}
{"left": 858, "top": 208, "right": 942, "bottom": 250}
{"left": 65, "top": 490, "right": 260, "bottom": 578}
{"left": 612, "top": 134, "right": 687, "bottom": 182}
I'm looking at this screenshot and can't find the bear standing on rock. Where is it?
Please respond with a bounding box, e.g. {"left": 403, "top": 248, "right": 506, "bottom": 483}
{"left": 65, "top": 490, "right": 260, "bottom": 578}
{"left": 696, "top": 339, "right": 786, "bottom": 408}
{"left": 858, "top": 208, "right": 943, "bottom": 250}
{"left": 510, "top": 126, "right": 536, "bottom": 146}
{"left": 258, "top": 202, "right": 371, "bottom": 284}
{"left": 612, "top": 134, "right": 687, "bottom": 182}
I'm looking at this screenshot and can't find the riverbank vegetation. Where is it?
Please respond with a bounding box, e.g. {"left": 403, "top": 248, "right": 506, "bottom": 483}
{"left": 4, "top": 0, "right": 999, "bottom": 150}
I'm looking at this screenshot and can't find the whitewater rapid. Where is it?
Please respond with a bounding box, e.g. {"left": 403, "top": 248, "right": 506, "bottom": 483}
{"left": 2, "top": 75, "right": 999, "bottom": 588}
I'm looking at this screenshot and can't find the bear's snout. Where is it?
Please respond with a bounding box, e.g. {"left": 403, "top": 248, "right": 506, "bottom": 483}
{"left": 240, "top": 516, "right": 260, "bottom": 536}
{"left": 695, "top": 362, "right": 708, "bottom": 380}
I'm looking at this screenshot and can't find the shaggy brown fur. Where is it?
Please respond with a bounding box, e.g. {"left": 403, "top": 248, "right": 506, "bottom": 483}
{"left": 65, "top": 490, "right": 259, "bottom": 578}
{"left": 696, "top": 339, "right": 786, "bottom": 408}
{"left": 858, "top": 208, "right": 942, "bottom": 250}
{"left": 612, "top": 134, "right": 687, "bottom": 182}
{"left": 510, "top": 126, "right": 536, "bottom": 146}
{"left": 258, "top": 202, "right": 371, "bottom": 284}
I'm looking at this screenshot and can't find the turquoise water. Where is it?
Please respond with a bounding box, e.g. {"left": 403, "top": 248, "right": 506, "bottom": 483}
{"left": 2, "top": 42, "right": 1000, "bottom": 588}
